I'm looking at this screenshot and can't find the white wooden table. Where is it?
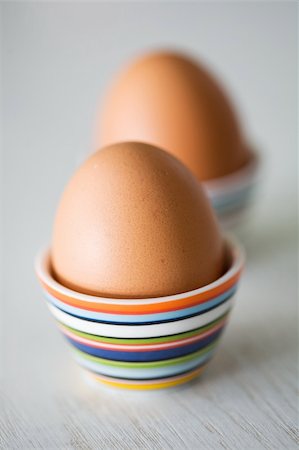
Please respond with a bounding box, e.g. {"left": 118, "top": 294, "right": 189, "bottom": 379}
{"left": 1, "top": 2, "right": 297, "bottom": 448}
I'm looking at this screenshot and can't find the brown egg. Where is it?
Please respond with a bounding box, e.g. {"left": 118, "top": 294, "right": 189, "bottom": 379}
{"left": 52, "top": 142, "right": 225, "bottom": 298}
{"left": 96, "top": 51, "right": 251, "bottom": 181}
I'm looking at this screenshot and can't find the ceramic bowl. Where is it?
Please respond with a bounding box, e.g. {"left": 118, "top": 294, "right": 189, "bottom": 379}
{"left": 35, "top": 236, "right": 244, "bottom": 389}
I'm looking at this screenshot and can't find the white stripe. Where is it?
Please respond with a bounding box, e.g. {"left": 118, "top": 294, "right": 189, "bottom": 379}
{"left": 48, "top": 297, "right": 235, "bottom": 339}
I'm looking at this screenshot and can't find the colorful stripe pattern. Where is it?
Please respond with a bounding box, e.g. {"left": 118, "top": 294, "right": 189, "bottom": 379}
{"left": 35, "top": 237, "right": 244, "bottom": 389}
{"left": 60, "top": 315, "right": 227, "bottom": 362}
{"left": 72, "top": 340, "right": 216, "bottom": 379}
{"left": 44, "top": 284, "right": 237, "bottom": 323}
{"left": 47, "top": 297, "right": 235, "bottom": 338}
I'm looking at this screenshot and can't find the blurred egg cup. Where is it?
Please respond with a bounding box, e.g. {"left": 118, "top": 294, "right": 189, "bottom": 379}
{"left": 204, "top": 151, "right": 260, "bottom": 229}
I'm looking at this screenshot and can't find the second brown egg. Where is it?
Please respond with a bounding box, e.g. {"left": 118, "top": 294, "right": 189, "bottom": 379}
{"left": 96, "top": 50, "right": 252, "bottom": 181}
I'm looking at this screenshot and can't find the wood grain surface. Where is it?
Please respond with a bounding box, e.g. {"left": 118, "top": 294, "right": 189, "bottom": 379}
{"left": 1, "top": 2, "right": 297, "bottom": 448}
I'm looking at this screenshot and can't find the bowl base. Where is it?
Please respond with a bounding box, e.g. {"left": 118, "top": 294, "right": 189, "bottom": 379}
{"left": 82, "top": 364, "right": 207, "bottom": 391}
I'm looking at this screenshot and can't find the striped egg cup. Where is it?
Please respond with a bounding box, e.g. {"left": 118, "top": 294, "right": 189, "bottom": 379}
{"left": 35, "top": 236, "right": 244, "bottom": 390}
{"left": 204, "top": 153, "right": 259, "bottom": 229}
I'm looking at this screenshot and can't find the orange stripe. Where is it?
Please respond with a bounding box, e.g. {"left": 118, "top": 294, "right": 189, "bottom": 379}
{"left": 39, "top": 268, "right": 242, "bottom": 314}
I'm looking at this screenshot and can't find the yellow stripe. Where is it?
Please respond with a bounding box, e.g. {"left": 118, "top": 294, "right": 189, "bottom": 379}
{"left": 90, "top": 365, "right": 205, "bottom": 390}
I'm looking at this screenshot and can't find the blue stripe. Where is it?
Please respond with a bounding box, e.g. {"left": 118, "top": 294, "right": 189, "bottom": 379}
{"left": 75, "top": 349, "right": 215, "bottom": 379}
{"left": 64, "top": 327, "right": 224, "bottom": 362}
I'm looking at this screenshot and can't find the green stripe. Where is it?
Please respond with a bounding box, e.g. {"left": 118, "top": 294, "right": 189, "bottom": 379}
{"left": 59, "top": 312, "right": 228, "bottom": 345}
{"left": 72, "top": 340, "right": 218, "bottom": 369}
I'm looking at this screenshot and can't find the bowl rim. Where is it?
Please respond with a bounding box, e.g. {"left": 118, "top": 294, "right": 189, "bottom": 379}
{"left": 203, "top": 150, "right": 260, "bottom": 197}
{"left": 35, "top": 234, "right": 244, "bottom": 308}
{"left": 44, "top": 282, "right": 236, "bottom": 323}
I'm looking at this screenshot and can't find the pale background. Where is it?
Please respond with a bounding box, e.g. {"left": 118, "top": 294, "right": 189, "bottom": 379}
{"left": 1, "top": 2, "right": 298, "bottom": 449}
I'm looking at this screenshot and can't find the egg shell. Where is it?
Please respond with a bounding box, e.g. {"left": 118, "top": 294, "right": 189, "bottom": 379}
{"left": 97, "top": 51, "right": 251, "bottom": 181}
{"left": 52, "top": 142, "right": 225, "bottom": 298}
